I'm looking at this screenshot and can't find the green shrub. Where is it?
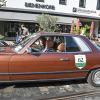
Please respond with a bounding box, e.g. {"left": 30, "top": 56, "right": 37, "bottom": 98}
{"left": 37, "top": 14, "right": 58, "bottom": 32}
{"left": 0, "top": 34, "right": 5, "bottom": 40}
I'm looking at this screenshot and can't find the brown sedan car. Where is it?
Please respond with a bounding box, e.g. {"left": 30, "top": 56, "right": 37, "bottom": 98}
{"left": 0, "top": 32, "right": 100, "bottom": 87}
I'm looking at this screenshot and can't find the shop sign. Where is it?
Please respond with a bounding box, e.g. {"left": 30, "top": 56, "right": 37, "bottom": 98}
{"left": 73, "top": 7, "right": 96, "bottom": 14}
{"left": 25, "top": 2, "right": 55, "bottom": 10}
{"left": 0, "top": 0, "right": 7, "bottom": 7}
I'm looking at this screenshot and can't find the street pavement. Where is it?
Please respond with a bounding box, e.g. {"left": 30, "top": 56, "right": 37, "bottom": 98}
{"left": 0, "top": 80, "right": 99, "bottom": 100}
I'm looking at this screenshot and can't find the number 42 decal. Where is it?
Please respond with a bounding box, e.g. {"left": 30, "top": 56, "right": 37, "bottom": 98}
{"left": 75, "top": 55, "right": 86, "bottom": 69}
{"left": 78, "top": 58, "right": 84, "bottom": 62}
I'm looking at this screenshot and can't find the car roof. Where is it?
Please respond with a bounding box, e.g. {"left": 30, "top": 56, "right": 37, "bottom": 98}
{"left": 33, "top": 32, "right": 80, "bottom": 37}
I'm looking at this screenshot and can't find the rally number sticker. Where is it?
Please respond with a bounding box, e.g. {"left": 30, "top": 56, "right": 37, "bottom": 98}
{"left": 75, "top": 55, "right": 86, "bottom": 69}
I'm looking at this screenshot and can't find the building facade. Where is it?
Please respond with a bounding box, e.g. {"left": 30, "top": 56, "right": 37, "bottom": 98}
{"left": 0, "top": 0, "right": 100, "bottom": 39}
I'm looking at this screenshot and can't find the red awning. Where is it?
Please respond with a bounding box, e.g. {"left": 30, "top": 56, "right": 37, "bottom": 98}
{"left": 76, "top": 18, "right": 80, "bottom": 31}
{"left": 70, "top": 19, "right": 74, "bottom": 33}
{"left": 90, "top": 21, "right": 94, "bottom": 37}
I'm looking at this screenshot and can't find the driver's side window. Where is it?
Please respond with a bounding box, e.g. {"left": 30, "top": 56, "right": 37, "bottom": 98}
{"left": 28, "top": 36, "right": 64, "bottom": 53}
{"left": 29, "top": 37, "right": 46, "bottom": 52}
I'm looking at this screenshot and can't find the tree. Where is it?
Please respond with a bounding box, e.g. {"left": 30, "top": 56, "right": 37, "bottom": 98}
{"left": 37, "top": 14, "right": 58, "bottom": 32}
{"left": 80, "top": 24, "right": 90, "bottom": 36}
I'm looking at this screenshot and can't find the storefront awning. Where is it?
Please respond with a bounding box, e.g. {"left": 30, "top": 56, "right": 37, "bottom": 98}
{"left": 0, "top": 11, "right": 77, "bottom": 24}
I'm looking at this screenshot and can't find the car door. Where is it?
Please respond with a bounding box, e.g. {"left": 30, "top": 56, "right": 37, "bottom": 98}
{"left": 9, "top": 52, "right": 74, "bottom": 81}
{"left": 63, "top": 36, "right": 93, "bottom": 79}
{"left": 9, "top": 35, "right": 73, "bottom": 81}
{"left": 0, "top": 54, "right": 11, "bottom": 81}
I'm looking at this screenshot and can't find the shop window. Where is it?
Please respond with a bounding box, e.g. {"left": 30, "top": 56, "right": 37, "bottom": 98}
{"left": 97, "top": 0, "right": 100, "bottom": 10}
{"left": 79, "top": 0, "right": 86, "bottom": 8}
{"left": 59, "top": 0, "right": 67, "bottom": 5}
{"left": 57, "top": 24, "right": 70, "bottom": 33}
{"left": 36, "top": 0, "right": 44, "bottom": 2}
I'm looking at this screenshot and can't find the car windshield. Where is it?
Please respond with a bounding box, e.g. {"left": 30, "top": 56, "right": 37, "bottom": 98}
{"left": 13, "top": 34, "right": 37, "bottom": 53}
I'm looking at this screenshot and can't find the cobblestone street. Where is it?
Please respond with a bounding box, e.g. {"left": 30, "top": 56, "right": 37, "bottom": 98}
{"left": 0, "top": 80, "right": 99, "bottom": 100}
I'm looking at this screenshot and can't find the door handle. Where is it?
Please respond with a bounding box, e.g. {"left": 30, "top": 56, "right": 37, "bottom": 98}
{"left": 60, "top": 58, "right": 70, "bottom": 61}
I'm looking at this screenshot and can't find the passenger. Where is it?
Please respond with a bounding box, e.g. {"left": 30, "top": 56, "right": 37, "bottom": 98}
{"left": 57, "top": 43, "right": 65, "bottom": 52}
{"left": 39, "top": 37, "right": 46, "bottom": 48}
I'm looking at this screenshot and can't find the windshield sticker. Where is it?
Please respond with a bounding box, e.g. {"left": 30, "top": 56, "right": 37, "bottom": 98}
{"left": 75, "top": 55, "right": 86, "bottom": 69}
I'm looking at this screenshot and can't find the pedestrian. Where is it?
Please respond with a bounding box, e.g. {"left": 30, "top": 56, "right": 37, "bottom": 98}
{"left": 21, "top": 24, "right": 29, "bottom": 39}
{"left": 15, "top": 31, "right": 19, "bottom": 44}
{"left": 15, "top": 27, "right": 22, "bottom": 44}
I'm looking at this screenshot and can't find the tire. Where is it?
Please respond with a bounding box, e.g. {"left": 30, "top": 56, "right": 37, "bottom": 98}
{"left": 87, "top": 69, "right": 100, "bottom": 87}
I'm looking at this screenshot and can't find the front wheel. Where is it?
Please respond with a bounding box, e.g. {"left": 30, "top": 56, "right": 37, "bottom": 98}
{"left": 87, "top": 69, "right": 100, "bottom": 87}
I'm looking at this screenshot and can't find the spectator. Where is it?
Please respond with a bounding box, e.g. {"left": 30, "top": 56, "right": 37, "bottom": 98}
{"left": 21, "top": 24, "right": 29, "bottom": 38}
{"left": 15, "top": 27, "right": 22, "bottom": 44}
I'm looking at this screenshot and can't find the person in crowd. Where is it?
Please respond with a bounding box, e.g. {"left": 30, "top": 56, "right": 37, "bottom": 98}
{"left": 15, "top": 31, "right": 19, "bottom": 44}
{"left": 15, "top": 27, "right": 22, "bottom": 44}
{"left": 21, "top": 24, "right": 29, "bottom": 39}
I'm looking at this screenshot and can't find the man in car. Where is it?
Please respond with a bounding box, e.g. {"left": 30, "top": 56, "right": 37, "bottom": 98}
{"left": 43, "top": 37, "right": 55, "bottom": 52}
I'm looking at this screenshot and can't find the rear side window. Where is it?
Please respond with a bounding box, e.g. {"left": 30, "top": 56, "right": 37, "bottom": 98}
{"left": 65, "top": 36, "right": 91, "bottom": 52}
{"left": 65, "top": 37, "right": 80, "bottom": 52}
{"left": 73, "top": 37, "right": 91, "bottom": 52}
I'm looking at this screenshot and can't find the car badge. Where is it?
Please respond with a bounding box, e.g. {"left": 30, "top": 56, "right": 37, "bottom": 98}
{"left": 75, "top": 55, "right": 86, "bottom": 69}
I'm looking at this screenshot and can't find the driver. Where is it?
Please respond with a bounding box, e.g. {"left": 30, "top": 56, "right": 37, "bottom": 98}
{"left": 43, "top": 37, "right": 55, "bottom": 52}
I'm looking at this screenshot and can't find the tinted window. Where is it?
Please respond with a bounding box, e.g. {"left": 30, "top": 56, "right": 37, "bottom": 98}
{"left": 36, "top": 0, "right": 44, "bottom": 2}
{"left": 73, "top": 37, "right": 91, "bottom": 52}
{"left": 65, "top": 37, "right": 80, "bottom": 52}
{"left": 97, "top": 0, "right": 100, "bottom": 10}
{"left": 79, "top": 0, "right": 86, "bottom": 8}
{"left": 29, "top": 36, "right": 64, "bottom": 53}
{"left": 59, "top": 0, "right": 67, "bottom": 5}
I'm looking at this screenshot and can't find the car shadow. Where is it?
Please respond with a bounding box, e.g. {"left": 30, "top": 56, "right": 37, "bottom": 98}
{"left": 14, "top": 79, "right": 86, "bottom": 88}
{"left": 0, "top": 79, "right": 86, "bottom": 89}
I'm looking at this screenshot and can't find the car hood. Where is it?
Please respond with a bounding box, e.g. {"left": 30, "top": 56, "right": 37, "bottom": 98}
{"left": 0, "top": 47, "right": 15, "bottom": 54}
